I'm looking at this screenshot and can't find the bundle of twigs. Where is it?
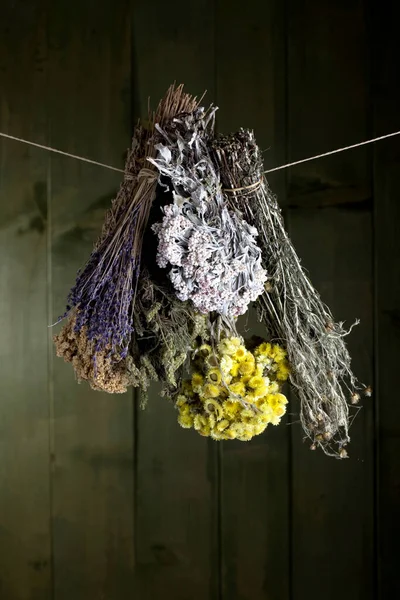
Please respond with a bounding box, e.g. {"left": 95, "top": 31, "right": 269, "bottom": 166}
{"left": 212, "top": 129, "right": 365, "bottom": 456}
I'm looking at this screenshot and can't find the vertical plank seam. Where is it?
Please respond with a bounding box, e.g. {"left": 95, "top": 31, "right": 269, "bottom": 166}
{"left": 132, "top": 391, "right": 138, "bottom": 570}
{"left": 47, "top": 136, "right": 56, "bottom": 600}
{"left": 366, "top": 2, "right": 379, "bottom": 596}
{"left": 370, "top": 14, "right": 381, "bottom": 598}
{"left": 45, "top": 14, "right": 56, "bottom": 595}
{"left": 283, "top": 0, "right": 293, "bottom": 597}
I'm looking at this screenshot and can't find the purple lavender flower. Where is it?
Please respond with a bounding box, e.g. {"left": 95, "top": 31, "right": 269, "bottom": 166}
{"left": 67, "top": 204, "right": 142, "bottom": 357}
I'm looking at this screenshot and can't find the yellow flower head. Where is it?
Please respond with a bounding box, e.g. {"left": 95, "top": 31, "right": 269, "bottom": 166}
{"left": 248, "top": 375, "right": 265, "bottom": 389}
{"left": 222, "top": 428, "right": 237, "bottom": 440}
{"left": 218, "top": 385, "right": 229, "bottom": 399}
{"left": 229, "top": 381, "right": 246, "bottom": 397}
{"left": 241, "top": 375, "right": 253, "bottom": 386}
{"left": 238, "top": 427, "right": 254, "bottom": 441}
{"left": 277, "top": 361, "right": 290, "bottom": 381}
{"left": 254, "top": 422, "right": 268, "bottom": 435}
{"left": 239, "top": 360, "right": 255, "bottom": 375}
{"left": 233, "top": 346, "right": 247, "bottom": 361}
{"left": 198, "top": 343, "right": 212, "bottom": 357}
{"left": 241, "top": 408, "right": 256, "bottom": 420}
{"left": 204, "top": 398, "right": 224, "bottom": 420}
{"left": 270, "top": 414, "right": 282, "bottom": 426}
{"left": 268, "top": 381, "right": 280, "bottom": 394}
{"left": 271, "top": 344, "right": 287, "bottom": 363}
{"left": 207, "top": 413, "right": 217, "bottom": 429}
{"left": 222, "top": 400, "right": 242, "bottom": 419}
{"left": 255, "top": 364, "right": 265, "bottom": 377}
{"left": 176, "top": 395, "right": 187, "bottom": 408}
{"left": 179, "top": 403, "right": 191, "bottom": 416}
{"left": 194, "top": 414, "right": 208, "bottom": 430}
{"left": 245, "top": 391, "right": 257, "bottom": 403}
{"left": 216, "top": 419, "right": 230, "bottom": 432}
{"left": 178, "top": 412, "right": 194, "bottom": 429}
{"left": 192, "top": 372, "right": 204, "bottom": 388}
{"left": 265, "top": 393, "right": 279, "bottom": 407}
{"left": 231, "top": 337, "right": 241, "bottom": 347}
{"left": 203, "top": 383, "right": 220, "bottom": 398}
{"left": 256, "top": 342, "right": 272, "bottom": 356}
{"left": 198, "top": 425, "right": 211, "bottom": 437}
{"left": 230, "top": 362, "right": 240, "bottom": 377}
{"left": 220, "top": 355, "right": 234, "bottom": 375}
{"left": 275, "top": 393, "right": 288, "bottom": 405}
{"left": 256, "top": 398, "right": 269, "bottom": 411}
{"left": 218, "top": 340, "right": 235, "bottom": 356}
{"left": 229, "top": 422, "right": 245, "bottom": 438}
{"left": 211, "top": 429, "right": 225, "bottom": 440}
{"left": 254, "top": 384, "right": 269, "bottom": 399}
{"left": 207, "top": 368, "right": 222, "bottom": 385}
{"left": 273, "top": 405, "right": 286, "bottom": 418}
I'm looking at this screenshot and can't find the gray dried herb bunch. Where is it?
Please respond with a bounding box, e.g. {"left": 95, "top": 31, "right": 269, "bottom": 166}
{"left": 212, "top": 129, "right": 365, "bottom": 457}
{"left": 149, "top": 108, "right": 267, "bottom": 318}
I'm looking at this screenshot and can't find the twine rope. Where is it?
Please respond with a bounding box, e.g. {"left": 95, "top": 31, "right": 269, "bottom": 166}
{"left": 263, "top": 129, "right": 400, "bottom": 173}
{"left": 0, "top": 129, "right": 399, "bottom": 176}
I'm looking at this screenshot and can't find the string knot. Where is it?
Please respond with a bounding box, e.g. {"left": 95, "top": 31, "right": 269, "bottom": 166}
{"left": 124, "top": 167, "right": 159, "bottom": 183}
{"left": 138, "top": 167, "right": 158, "bottom": 182}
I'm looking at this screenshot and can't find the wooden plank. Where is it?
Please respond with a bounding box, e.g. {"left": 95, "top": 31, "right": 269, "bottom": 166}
{"left": 289, "top": 207, "right": 374, "bottom": 598}
{"left": 287, "top": 1, "right": 374, "bottom": 598}
{"left": 47, "top": 3, "right": 135, "bottom": 598}
{"left": 372, "top": 0, "right": 400, "bottom": 596}
{"left": 0, "top": 3, "right": 52, "bottom": 599}
{"left": 287, "top": 0, "right": 370, "bottom": 196}
{"left": 131, "top": 3, "right": 220, "bottom": 599}
{"left": 215, "top": 2, "right": 290, "bottom": 599}
{"left": 287, "top": 183, "right": 371, "bottom": 209}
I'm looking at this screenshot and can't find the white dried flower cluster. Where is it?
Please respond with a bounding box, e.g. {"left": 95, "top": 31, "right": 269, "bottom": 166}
{"left": 153, "top": 202, "right": 267, "bottom": 316}
{"left": 149, "top": 109, "right": 267, "bottom": 316}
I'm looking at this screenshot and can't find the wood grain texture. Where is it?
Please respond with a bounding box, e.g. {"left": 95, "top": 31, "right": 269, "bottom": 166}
{"left": 0, "top": 3, "right": 52, "bottom": 599}
{"left": 47, "top": 2, "right": 135, "bottom": 598}
{"left": 0, "top": 1, "right": 398, "bottom": 598}
{"left": 287, "top": 1, "right": 375, "bottom": 598}
{"left": 215, "top": 1, "right": 290, "bottom": 598}
{"left": 287, "top": 0, "right": 370, "bottom": 199}
{"left": 372, "top": 0, "right": 400, "bottom": 596}
{"left": 289, "top": 207, "right": 374, "bottom": 598}
{"left": 131, "top": 2, "right": 220, "bottom": 599}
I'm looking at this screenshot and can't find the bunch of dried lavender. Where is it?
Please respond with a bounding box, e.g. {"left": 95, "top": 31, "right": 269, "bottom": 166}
{"left": 55, "top": 85, "right": 201, "bottom": 393}
{"left": 212, "top": 129, "right": 365, "bottom": 457}
{"left": 149, "top": 109, "right": 267, "bottom": 318}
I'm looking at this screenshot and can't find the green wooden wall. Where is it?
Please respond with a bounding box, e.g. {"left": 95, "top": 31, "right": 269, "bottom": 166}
{"left": 0, "top": 0, "right": 398, "bottom": 598}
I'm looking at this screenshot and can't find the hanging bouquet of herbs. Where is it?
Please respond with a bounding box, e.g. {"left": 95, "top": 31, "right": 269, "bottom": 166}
{"left": 54, "top": 84, "right": 369, "bottom": 457}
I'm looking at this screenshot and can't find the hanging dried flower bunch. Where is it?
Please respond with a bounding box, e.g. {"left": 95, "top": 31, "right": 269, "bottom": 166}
{"left": 176, "top": 337, "right": 289, "bottom": 440}
{"left": 54, "top": 84, "right": 368, "bottom": 458}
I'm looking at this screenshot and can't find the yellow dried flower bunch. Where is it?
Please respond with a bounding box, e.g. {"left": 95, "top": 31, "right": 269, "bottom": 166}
{"left": 175, "top": 337, "right": 290, "bottom": 441}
